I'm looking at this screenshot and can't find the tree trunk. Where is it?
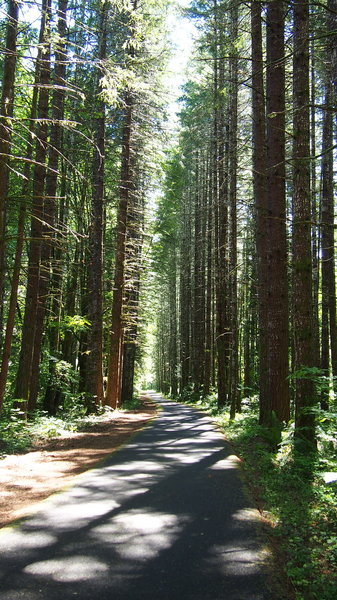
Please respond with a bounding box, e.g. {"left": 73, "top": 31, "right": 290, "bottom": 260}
{"left": 265, "top": 0, "right": 289, "bottom": 427}
{"left": 193, "top": 154, "right": 204, "bottom": 394}
{"left": 43, "top": 175, "right": 67, "bottom": 414}
{"left": 0, "top": 59, "right": 40, "bottom": 411}
{"left": 14, "top": 0, "right": 51, "bottom": 409}
{"left": 320, "top": 0, "right": 337, "bottom": 409}
{"left": 106, "top": 95, "right": 133, "bottom": 408}
{"left": 120, "top": 185, "right": 143, "bottom": 404}
{"left": 203, "top": 160, "right": 213, "bottom": 397}
{"left": 214, "top": 6, "right": 230, "bottom": 409}
{"left": 251, "top": 1, "right": 269, "bottom": 421}
{"left": 171, "top": 249, "right": 179, "bottom": 397}
{"left": 179, "top": 190, "right": 192, "bottom": 392}
{"left": 292, "top": 0, "right": 316, "bottom": 451}
{"left": 28, "top": 0, "right": 68, "bottom": 412}
{"left": 86, "top": 0, "right": 107, "bottom": 409}
{"left": 229, "top": 2, "right": 239, "bottom": 419}
{"left": 0, "top": 0, "right": 19, "bottom": 349}
{"left": 310, "top": 28, "right": 320, "bottom": 371}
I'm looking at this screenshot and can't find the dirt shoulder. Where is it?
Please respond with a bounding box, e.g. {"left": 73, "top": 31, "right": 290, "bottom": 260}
{"left": 0, "top": 397, "right": 157, "bottom": 529}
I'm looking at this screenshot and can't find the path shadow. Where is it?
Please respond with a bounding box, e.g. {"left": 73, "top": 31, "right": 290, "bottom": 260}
{"left": 0, "top": 396, "right": 277, "bottom": 600}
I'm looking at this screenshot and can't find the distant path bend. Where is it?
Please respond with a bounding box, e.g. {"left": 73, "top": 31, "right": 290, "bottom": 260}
{"left": 0, "top": 393, "right": 271, "bottom": 600}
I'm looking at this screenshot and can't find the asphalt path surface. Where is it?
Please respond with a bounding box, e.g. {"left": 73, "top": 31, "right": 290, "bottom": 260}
{"left": 0, "top": 394, "right": 272, "bottom": 600}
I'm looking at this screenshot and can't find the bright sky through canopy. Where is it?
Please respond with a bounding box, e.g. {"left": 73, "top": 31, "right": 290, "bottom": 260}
{"left": 166, "top": 0, "right": 197, "bottom": 128}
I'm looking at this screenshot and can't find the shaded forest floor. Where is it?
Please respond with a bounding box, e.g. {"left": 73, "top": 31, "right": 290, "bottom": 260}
{"left": 0, "top": 397, "right": 157, "bottom": 528}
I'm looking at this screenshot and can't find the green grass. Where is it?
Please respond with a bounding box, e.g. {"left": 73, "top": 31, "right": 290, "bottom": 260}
{"left": 178, "top": 391, "right": 337, "bottom": 600}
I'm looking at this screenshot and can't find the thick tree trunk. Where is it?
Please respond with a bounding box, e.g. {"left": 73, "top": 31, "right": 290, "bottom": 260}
{"left": 121, "top": 342, "right": 137, "bottom": 403}
{"left": 86, "top": 0, "right": 107, "bottom": 409}
{"left": 229, "top": 2, "right": 239, "bottom": 419}
{"left": 106, "top": 96, "right": 133, "bottom": 408}
{"left": 265, "top": 0, "right": 289, "bottom": 427}
{"left": 292, "top": 0, "right": 316, "bottom": 450}
{"left": 310, "top": 34, "right": 320, "bottom": 372}
{"left": 213, "top": 11, "right": 230, "bottom": 409}
{"left": 120, "top": 187, "right": 143, "bottom": 404}
{"left": 28, "top": 0, "right": 68, "bottom": 412}
{"left": 320, "top": 0, "right": 337, "bottom": 409}
{"left": 251, "top": 1, "right": 269, "bottom": 421}
{"left": 320, "top": 81, "right": 334, "bottom": 409}
{"left": 203, "top": 161, "right": 213, "bottom": 397}
{"left": 0, "top": 0, "right": 19, "bottom": 349}
{"left": 14, "top": 0, "right": 51, "bottom": 409}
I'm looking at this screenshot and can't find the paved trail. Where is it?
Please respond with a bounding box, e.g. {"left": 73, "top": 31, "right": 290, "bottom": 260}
{"left": 0, "top": 394, "right": 271, "bottom": 600}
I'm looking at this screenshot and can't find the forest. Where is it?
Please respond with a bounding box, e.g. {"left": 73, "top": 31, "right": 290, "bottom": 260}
{"left": 0, "top": 0, "right": 337, "bottom": 598}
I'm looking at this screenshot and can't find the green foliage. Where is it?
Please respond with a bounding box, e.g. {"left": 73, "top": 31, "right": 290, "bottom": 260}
{"left": 227, "top": 415, "right": 337, "bottom": 599}
{"left": 0, "top": 390, "right": 147, "bottom": 457}
{"left": 178, "top": 385, "right": 201, "bottom": 404}
{"left": 0, "top": 407, "right": 31, "bottom": 454}
{"left": 288, "top": 366, "right": 326, "bottom": 387}
{"left": 30, "top": 415, "right": 77, "bottom": 438}
{"left": 60, "top": 315, "right": 91, "bottom": 336}
{"left": 120, "top": 395, "right": 142, "bottom": 411}
{"left": 178, "top": 386, "right": 220, "bottom": 415}
{"left": 0, "top": 406, "right": 78, "bottom": 456}
{"left": 46, "top": 358, "right": 81, "bottom": 408}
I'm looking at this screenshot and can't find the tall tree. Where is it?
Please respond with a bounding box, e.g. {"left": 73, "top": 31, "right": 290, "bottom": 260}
{"left": 14, "top": 0, "right": 52, "bottom": 410}
{"left": 121, "top": 180, "right": 144, "bottom": 404}
{"left": 264, "top": 0, "right": 289, "bottom": 426}
{"left": 28, "top": 0, "right": 69, "bottom": 410}
{"left": 320, "top": 0, "right": 337, "bottom": 408}
{"left": 213, "top": 1, "right": 230, "bottom": 409}
{"left": 228, "top": 0, "right": 239, "bottom": 417}
{"left": 292, "top": 0, "right": 316, "bottom": 450}
{"left": 106, "top": 90, "right": 134, "bottom": 409}
{"left": 0, "top": 0, "right": 19, "bottom": 347}
{"left": 85, "top": 0, "right": 108, "bottom": 409}
{"left": 251, "top": 0, "right": 268, "bottom": 422}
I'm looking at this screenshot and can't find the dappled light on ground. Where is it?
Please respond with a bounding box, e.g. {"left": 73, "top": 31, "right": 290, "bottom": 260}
{"left": 0, "top": 394, "right": 269, "bottom": 600}
{"left": 0, "top": 400, "right": 156, "bottom": 526}
{"left": 24, "top": 556, "right": 109, "bottom": 582}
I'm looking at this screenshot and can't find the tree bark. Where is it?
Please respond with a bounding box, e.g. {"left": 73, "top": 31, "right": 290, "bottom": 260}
{"left": 213, "top": 3, "right": 230, "bottom": 409}
{"left": 179, "top": 190, "right": 192, "bottom": 392}
{"left": 203, "top": 159, "right": 213, "bottom": 397}
{"left": 0, "top": 0, "right": 19, "bottom": 349}
{"left": 0, "top": 55, "right": 40, "bottom": 411}
{"left": 320, "top": 0, "right": 337, "bottom": 409}
{"left": 251, "top": 1, "right": 269, "bottom": 423}
{"left": 14, "top": 0, "right": 51, "bottom": 409}
{"left": 106, "top": 95, "right": 133, "bottom": 408}
{"left": 292, "top": 0, "right": 316, "bottom": 450}
{"left": 121, "top": 185, "right": 143, "bottom": 404}
{"left": 86, "top": 0, "right": 107, "bottom": 409}
{"left": 229, "top": 1, "right": 239, "bottom": 418}
{"left": 265, "top": 1, "right": 290, "bottom": 427}
{"left": 28, "top": 0, "right": 68, "bottom": 412}
{"left": 192, "top": 154, "right": 204, "bottom": 394}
